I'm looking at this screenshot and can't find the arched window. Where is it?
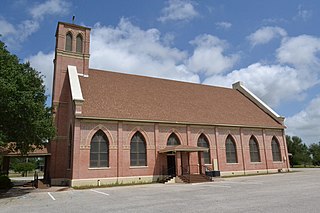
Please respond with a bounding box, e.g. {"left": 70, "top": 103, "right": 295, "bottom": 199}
{"left": 90, "top": 130, "right": 109, "bottom": 167}
{"left": 76, "top": 34, "right": 83, "bottom": 53}
{"left": 130, "top": 132, "right": 147, "bottom": 166}
{"left": 249, "top": 136, "right": 261, "bottom": 162}
{"left": 167, "top": 133, "right": 180, "bottom": 146}
{"left": 272, "top": 137, "right": 281, "bottom": 161}
{"left": 226, "top": 135, "right": 238, "bottom": 163}
{"left": 65, "top": 32, "right": 73, "bottom": 51}
{"left": 197, "top": 134, "right": 210, "bottom": 164}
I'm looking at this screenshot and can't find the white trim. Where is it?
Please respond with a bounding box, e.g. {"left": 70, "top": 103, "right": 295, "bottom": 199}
{"left": 77, "top": 73, "right": 89, "bottom": 78}
{"left": 88, "top": 167, "right": 111, "bottom": 170}
{"left": 129, "top": 166, "right": 149, "bottom": 169}
{"left": 232, "top": 81, "right": 284, "bottom": 124}
{"left": 67, "top": 65, "right": 84, "bottom": 101}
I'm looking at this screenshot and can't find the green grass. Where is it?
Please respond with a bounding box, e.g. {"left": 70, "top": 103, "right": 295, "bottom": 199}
{"left": 8, "top": 170, "right": 44, "bottom": 178}
{"left": 292, "top": 165, "right": 320, "bottom": 168}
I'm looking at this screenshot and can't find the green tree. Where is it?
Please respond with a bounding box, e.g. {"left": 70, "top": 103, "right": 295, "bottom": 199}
{"left": 0, "top": 40, "right": 55, "bottom": 154}
{"left": 286, "top": 135, "right": 311, "bottom": 166}
{"left": 11, "top": 158, "right": 37, "bottom": 177}
{"left": 309, "top": 142, "right": 320, "bottom": 166}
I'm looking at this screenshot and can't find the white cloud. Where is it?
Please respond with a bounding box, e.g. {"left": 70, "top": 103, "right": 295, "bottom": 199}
{"left": 25, "top": 51, "right": 54, "bottom": 95}
{"left": 158, "top": 0, "right": 198, "bottom": 23}
{"left": 90, "top": 19, "right": 200, "bottom": 83}
{"left": 199, "top": 35, "right": 320, "bottom": 112}
{"left": 286, "top": 96, "right": 320, "bottom": 145}
{"left": 0, "top": 18, "right": 16, "bottom": 37}
{"left": 248, "top": 26, "right": 287, "bottom": 47}
{"left": 296, "top": 5, "right": 312, "bottom": 21}
{"left": 203, "top": 63, "right": 314, "bottom": 108}
{"left": 17, "top": 20, "right": 40, "bottom": 42}
{"left": 277, "top": 35, "right": 320, "bottom": 70}
{"left": 1, "top": 0, "right": 70, "bottom": 49}
{"left": 29, "top": 0, "right": 70, "bottom": 20}
{"left": 187, "top": 34, "right": 239, "bottom": 76}
{"left": 215, "top": 22, "right": 232, "bottom": 30}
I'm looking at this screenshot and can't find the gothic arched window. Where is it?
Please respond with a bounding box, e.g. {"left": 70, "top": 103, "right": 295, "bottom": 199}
{"left": 90, "top": 130, "right": 109, "bottom": 167}
{"left": 76, "top": 34, "right": 83, "bottom": 53}
{"left": 130, "top": 132, "right": 147, "bottom": 166}
{"left": 197, "top": 134, "right": 210, "bottom": 164}
{"left": 249, "top": 136, "right": 261, "bottom": 162}
{"left": 226, "top": 135, "right": 238, "bottom": 163}
{"left": 167, "top": 133, "right": 180, "bottom": 146}
{"left": 272, "top": 137, "right": 281, "bottom": 161}
{"left": 65, "top": 32, "right": 72, "bottom": 51}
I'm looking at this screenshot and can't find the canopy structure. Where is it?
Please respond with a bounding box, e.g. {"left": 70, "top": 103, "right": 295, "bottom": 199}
{"left": 159, "top": 145, "right": 208, "bottom": 153}
{"left": 0, "top": 144, "right": 50, "bottom": 157}
{"left": 0, "top": 144, "right": 51, "bottom": 180}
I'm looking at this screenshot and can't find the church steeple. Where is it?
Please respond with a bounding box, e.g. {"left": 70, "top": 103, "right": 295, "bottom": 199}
{"left": 52, "top": 22, "right": 91, "bottom": 107}
{"left": 50, "top": 22, "right": 91, "bottom": 181}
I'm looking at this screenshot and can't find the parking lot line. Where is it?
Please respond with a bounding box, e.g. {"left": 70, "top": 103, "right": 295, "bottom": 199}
{"left": 47, "top": 192, "right": 56, "bottom": 201}
{"left": 191, "top": 182, "right": 209, "bottom": 185}
{"left": 90, "top": 189, "right": 110, "bottom": 196}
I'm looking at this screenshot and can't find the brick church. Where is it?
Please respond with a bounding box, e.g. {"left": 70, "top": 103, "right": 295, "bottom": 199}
{"left": 49, "top": 22, "right": 290, "bottom": 186}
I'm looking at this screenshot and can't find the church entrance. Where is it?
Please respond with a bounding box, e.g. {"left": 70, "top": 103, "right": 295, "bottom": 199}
{"left": 167, "top": 155, "right": 176, "bottom": 176}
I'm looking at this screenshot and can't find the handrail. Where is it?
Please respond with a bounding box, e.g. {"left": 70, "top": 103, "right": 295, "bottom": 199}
{"left": 167, "top": 166, "right": 176, "bottom": 176}
{"left": 202, "top": 165, "right": 208, "bottom": 174}
{"left": 202, "top": 165, "right": 214, "bottom": 181}
{"left": 160, "top": 164, "right": 212, "bottom": 183}
{"left": 159, "top": 165, "right": 176, "bottom": 182}
{"left": 180, "top": 165, "right": 191, "bottom": 182}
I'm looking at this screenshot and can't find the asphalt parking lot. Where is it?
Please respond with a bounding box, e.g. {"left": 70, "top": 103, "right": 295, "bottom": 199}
{"left": 1, "top": 168, "right": 320, "bottom": 213}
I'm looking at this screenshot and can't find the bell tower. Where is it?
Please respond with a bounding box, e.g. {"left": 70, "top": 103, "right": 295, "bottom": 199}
{"left": 52, "top": 22, "right": 90, "bottom": 108}
{"left": 50, "top": 22, "right": 91, "bottom": 184}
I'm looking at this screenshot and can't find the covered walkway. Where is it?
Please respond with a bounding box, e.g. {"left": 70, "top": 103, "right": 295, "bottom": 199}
{"left": 159, "top": 145, "right": 209, "bottom": 178}
{"left": 0, "top": 145, "right": 51, "bottom": 185}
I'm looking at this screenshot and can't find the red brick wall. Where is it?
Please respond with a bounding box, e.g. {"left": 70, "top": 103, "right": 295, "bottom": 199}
{"left": 50, "top": 22, "right": 90, "bottom": 180}
{"left": 67, "top": 121, "right": 289, "bottom": 181}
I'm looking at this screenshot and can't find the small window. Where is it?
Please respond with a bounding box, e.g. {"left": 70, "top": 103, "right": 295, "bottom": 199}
{"left": 90, "top": 130, "right": 109, "bottom": 167}
{"left": 197, "top": 134, "right": 210, "bottom": 164}
{"left": 272, "top": 137, "right": 281, "bottom": 161}
{"left": 167, "top": 133, "right": 180, "bottom": 146}
{"left": 226, "top": 135, "right": 238, "bottom": 163}
{"left": 130, "top": 132, "right": 147, "bottom": 166}
{"left": 249, "top": 136, "right": 261, "bottom": 162}
{"left": 76, "top": 34, "right": 83, "bottom": 53}
{"left": 65, "top": 32, "right": 72, "bottom": 51}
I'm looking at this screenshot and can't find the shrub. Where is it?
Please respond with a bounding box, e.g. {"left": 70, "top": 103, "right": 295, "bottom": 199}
{"left": 0, "top": 175, "right": 13, "bottom": 189}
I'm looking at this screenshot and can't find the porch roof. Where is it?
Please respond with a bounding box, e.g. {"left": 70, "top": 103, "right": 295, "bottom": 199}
{"left": 159, "top": 145, "right": 209, "bottom": 153}
{"left": 0, "top": 144, "right": 50, "bottom": 157}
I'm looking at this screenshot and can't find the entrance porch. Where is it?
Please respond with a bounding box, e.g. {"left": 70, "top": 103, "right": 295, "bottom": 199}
{"left": 0, "top": 145, "right": 51, "bottom": 188}
{"left": 159, "top": 145, "right": 211, "bottom": 183}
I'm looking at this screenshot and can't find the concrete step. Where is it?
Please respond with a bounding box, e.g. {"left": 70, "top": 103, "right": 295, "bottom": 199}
{"left": 159, "top": 176, "right": 175, "bottom": 184}
{"left": 178, "top": 174, "right": 212, "bottom": 183}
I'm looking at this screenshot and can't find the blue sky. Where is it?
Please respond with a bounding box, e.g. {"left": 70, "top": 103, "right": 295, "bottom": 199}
{"left": 1, "top": 0, "right": 319, "bottom": 145}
